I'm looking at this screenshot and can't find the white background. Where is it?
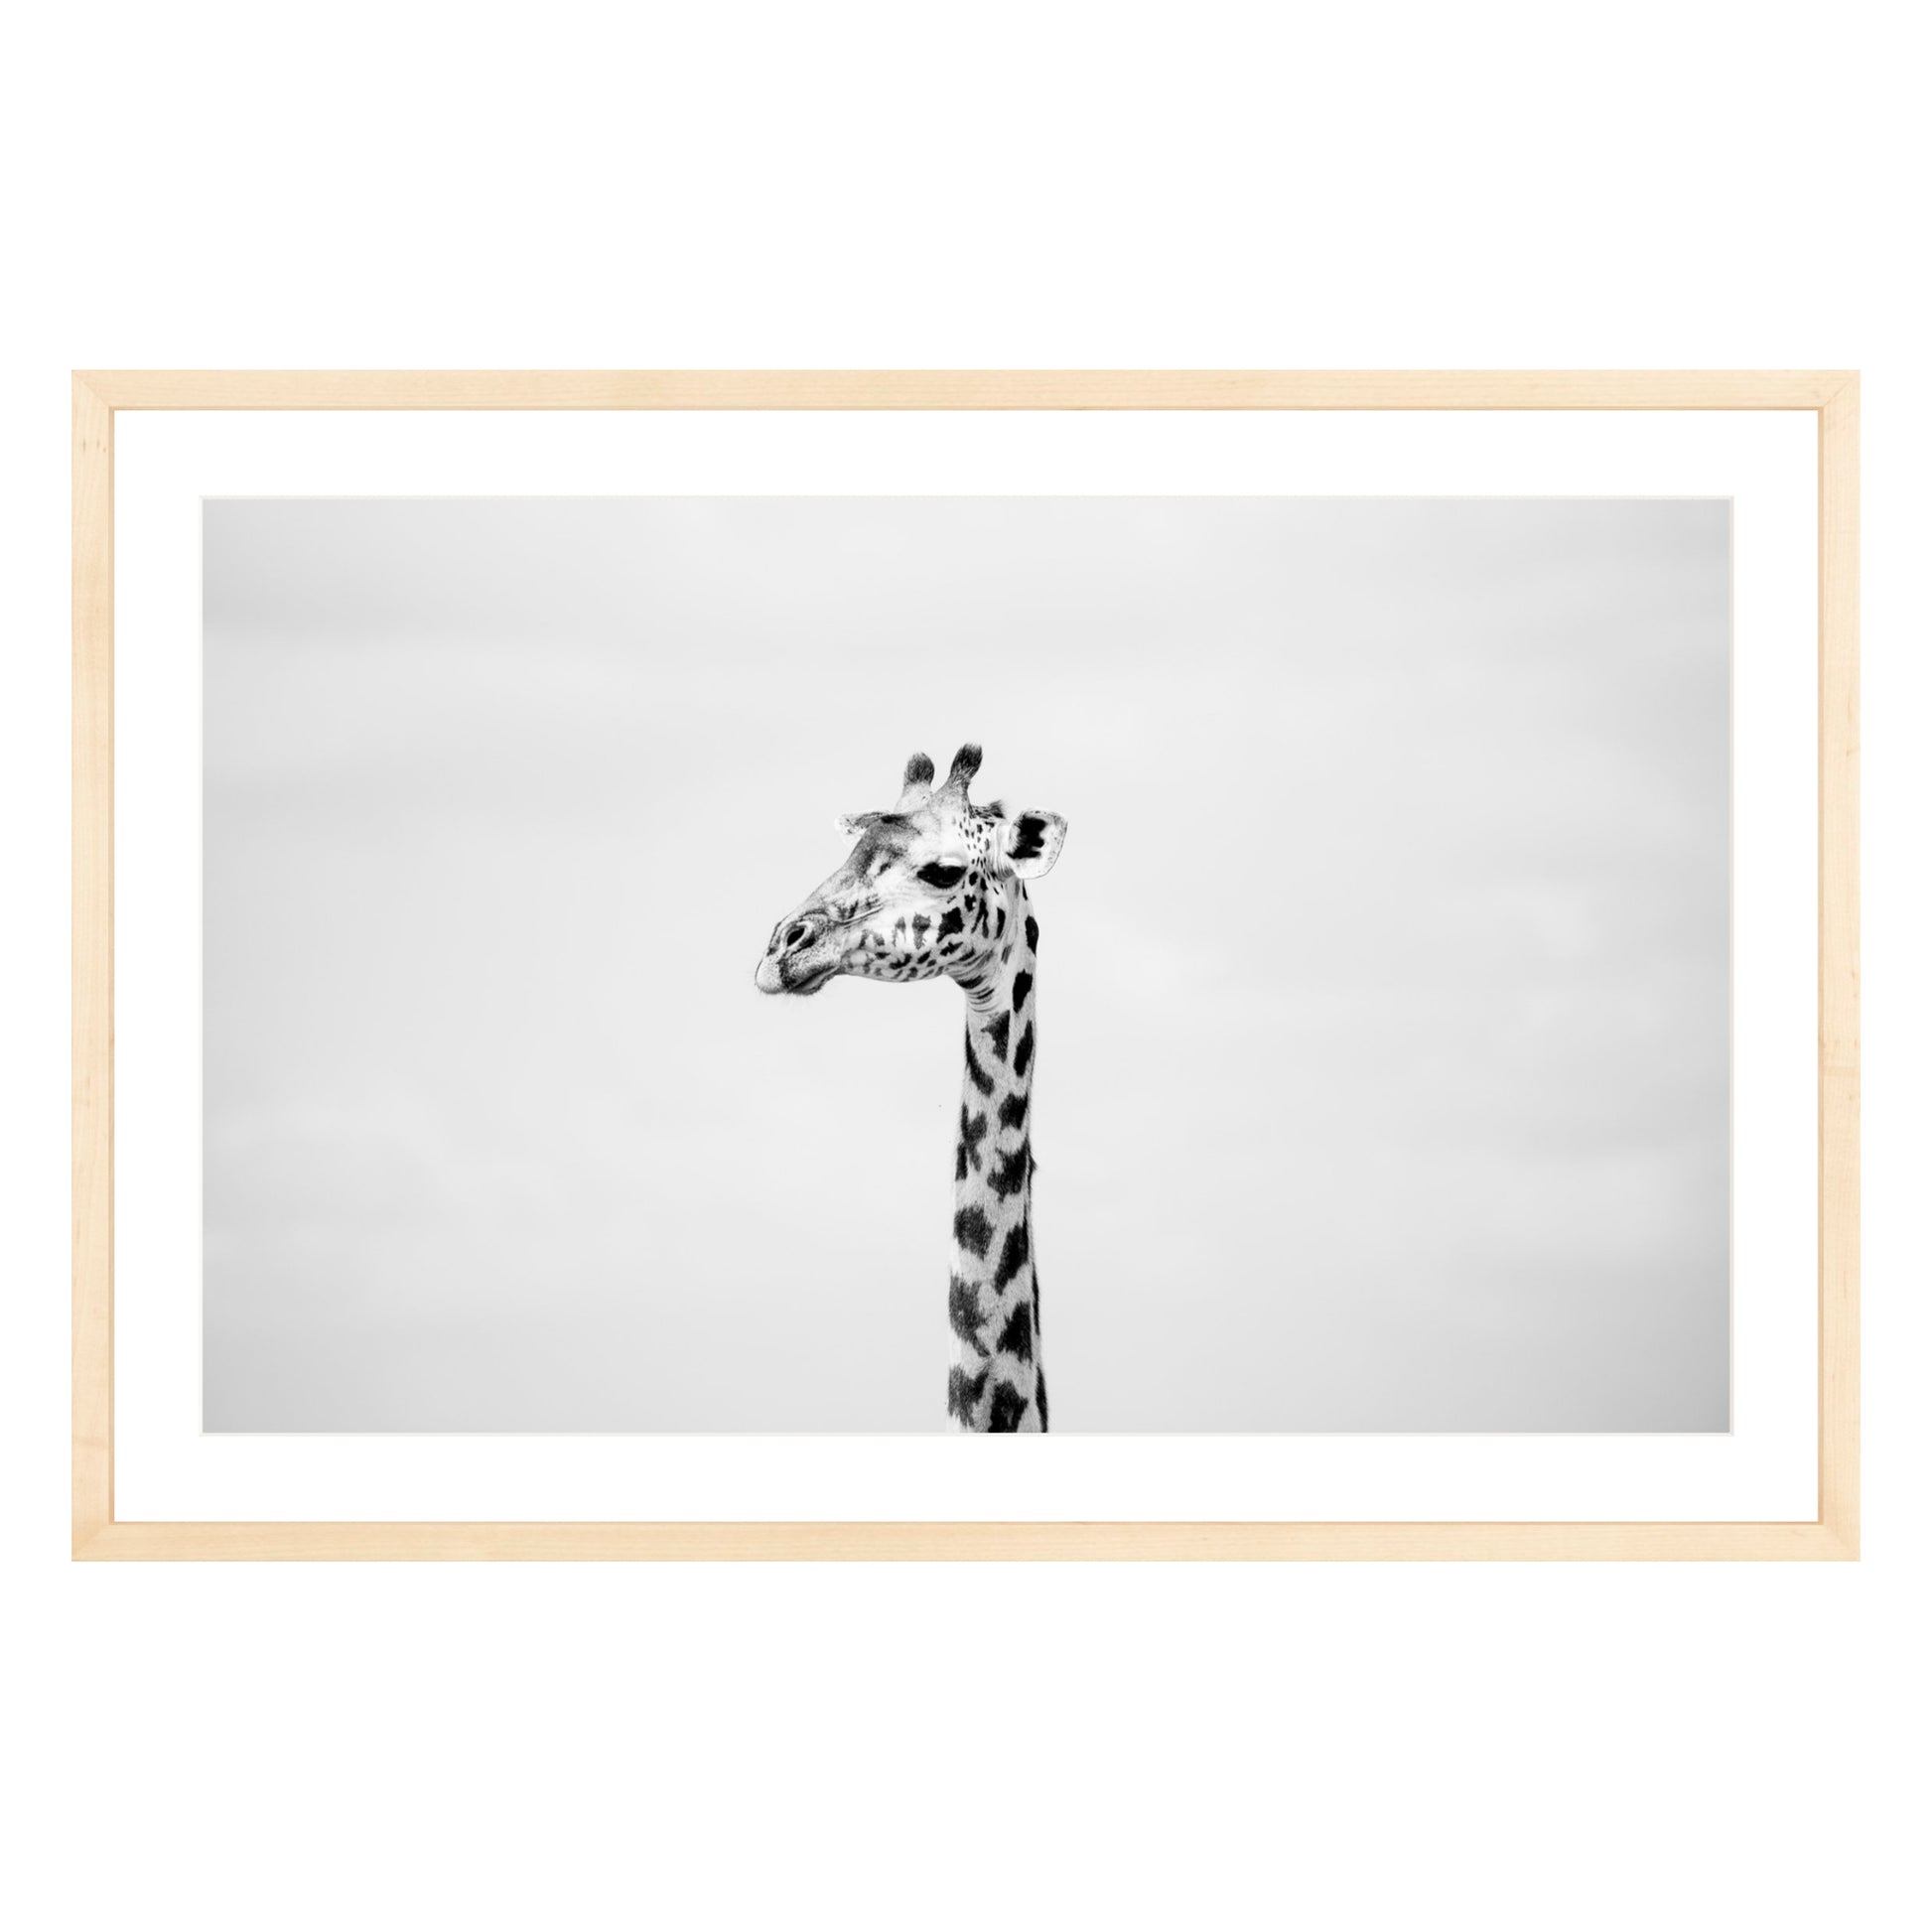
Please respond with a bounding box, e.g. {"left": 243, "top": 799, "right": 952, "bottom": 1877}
{"left": 4, "top": 5, "right": 1925, "bottom": 1930}
{"left": 119, "top": 413, "right": 1813, "bottom": 1518}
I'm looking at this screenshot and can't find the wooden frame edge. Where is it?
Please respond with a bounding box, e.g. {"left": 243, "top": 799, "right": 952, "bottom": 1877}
{"left": 71, "top": 370, "right": 1861, "bottom": 1563}
{"left": 70, "top": 1520, "right": 1857, "bottom": 1562}
{"left": 72, "top": 373, "right": 114, "bottom": 1557}
{"left": 73, "top": 368, "right": 1855, "bottom": 412}
{"left": 1817, "top": 373, "right": 1861, "bottom": 1557}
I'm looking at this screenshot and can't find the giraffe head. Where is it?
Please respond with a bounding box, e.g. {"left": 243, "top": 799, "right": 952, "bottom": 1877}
{"left": 757, "top": 745, "right": 1066, "bottom": 997}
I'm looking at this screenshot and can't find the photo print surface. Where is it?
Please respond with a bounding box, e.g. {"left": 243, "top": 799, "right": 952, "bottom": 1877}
{"left": 205, "top": 496, "right": 1730, "bottom": 1433}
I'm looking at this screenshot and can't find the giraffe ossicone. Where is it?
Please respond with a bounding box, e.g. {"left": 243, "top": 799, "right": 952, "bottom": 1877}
{"left": 757, "top": 744, "right": 1067, "bottom": 1433}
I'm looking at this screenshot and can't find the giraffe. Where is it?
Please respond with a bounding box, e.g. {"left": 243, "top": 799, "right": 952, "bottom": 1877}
{"left": 756, "top": 745, "right": 1067, "bottom": 1433}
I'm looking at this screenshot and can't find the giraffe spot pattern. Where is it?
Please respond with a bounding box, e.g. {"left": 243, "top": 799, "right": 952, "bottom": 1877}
{"left": 986, "top": 1382, "right": 1029, "bottom": 1432}
{"left": 963, "top": 1033, "right": 995, "bottom": 1097}
{"left": 948, "top": 1365, "right": 989, "bottom": 1423}
{"left": 954, "top": 1204, "right": 994, "bottom": 1259}
{"left": 995, "top": 1300, "right": 1034, "bottom": 1364}
{"left": 987, "top": 1144, "right": 1029, "bottom": 1200}
{"left": 956, "top": 1106, "right": 988, "bottom": 1180}
{"left": 948, "top": 1275, "right": 986, "bottom": 1354}
{"left": 993, "top": 1222, "right": 1030, "bottom": 1293}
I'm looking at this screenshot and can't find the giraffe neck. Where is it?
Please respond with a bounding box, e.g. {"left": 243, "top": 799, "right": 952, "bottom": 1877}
{"left": 947, "top": 883, "right": 1046, "bottom": 1432}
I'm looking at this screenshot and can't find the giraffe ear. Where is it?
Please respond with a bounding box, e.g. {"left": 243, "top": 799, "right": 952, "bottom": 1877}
{"left": 995, "top": 809, "right": 1066, "bottom": 879}
{"left": 836, "top": 813, "right": 869, "bottom": 838}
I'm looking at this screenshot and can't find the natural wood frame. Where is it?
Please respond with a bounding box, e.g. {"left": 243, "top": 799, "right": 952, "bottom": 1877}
{"left": 71, "top": 370, "right": 1860, "bottom": 1561}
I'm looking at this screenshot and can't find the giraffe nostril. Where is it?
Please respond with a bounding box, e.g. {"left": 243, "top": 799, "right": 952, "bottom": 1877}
{"left": 786, "top": 923, "right": 809, "bottom": 948}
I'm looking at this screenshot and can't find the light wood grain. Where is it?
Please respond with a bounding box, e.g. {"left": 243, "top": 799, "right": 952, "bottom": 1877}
{"left": 72, "top": 376, "right": 113, "bottom": 1553}
{"left": 70, "top": 370, "right": 1861, "bottom": 1561}
{"left": 71, "top": 1520, "right": 1854, "bottom": 1562}
{"left": 1818, "top": 376, "right": 1861, "bottom": 1555}
{"left": 73, "top": 368, "right": 1853, "bottom": 412}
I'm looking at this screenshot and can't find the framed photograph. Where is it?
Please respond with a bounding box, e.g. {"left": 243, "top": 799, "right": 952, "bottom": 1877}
{"left": 72, "top": 370, "right": 1859, "bottom": 1560}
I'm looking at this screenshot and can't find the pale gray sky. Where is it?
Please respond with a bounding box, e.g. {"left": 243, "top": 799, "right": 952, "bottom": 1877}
{"left": 205, "top": 495, "right": 1729, "bottom": 1431}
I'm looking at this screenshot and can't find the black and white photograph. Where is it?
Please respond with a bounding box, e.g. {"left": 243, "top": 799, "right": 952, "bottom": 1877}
{"left": 205, "top": 494, "right": 1730, "bottom": 1436}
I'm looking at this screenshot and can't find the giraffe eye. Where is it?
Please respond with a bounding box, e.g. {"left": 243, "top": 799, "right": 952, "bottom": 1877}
{"left": 915, "top": 863, "right": 966, "bottom": 890}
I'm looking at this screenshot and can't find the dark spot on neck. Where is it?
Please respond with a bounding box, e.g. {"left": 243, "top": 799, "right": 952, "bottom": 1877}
{"left": 948, "top": 1275, "right": 986, "bottom": 1352}
{"left": 956, "top": 1106, "right": 988, "bottom": 1179}
{"left": 987, "top": 1144, "right": 1029, "bottom": 1200}
{"left": 954, "top": 1203, "right": 994, "bottom": 1259}
{"left": 948, "top": 1364, "right": 989, "bottom": 1423}
{"left": 993, "top": 1221, "right": 1030, "bottom": 1292}
{"left": 995, "top": 1300, "right": 1034, "bottom": 1364}
{"left": 986, "top": 1381, "right": 1028, "bottom": 1432}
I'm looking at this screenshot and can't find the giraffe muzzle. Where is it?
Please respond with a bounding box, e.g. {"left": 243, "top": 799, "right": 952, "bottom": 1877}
{"left": 757, "top": 908, "right": 838, "bottom": 995}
